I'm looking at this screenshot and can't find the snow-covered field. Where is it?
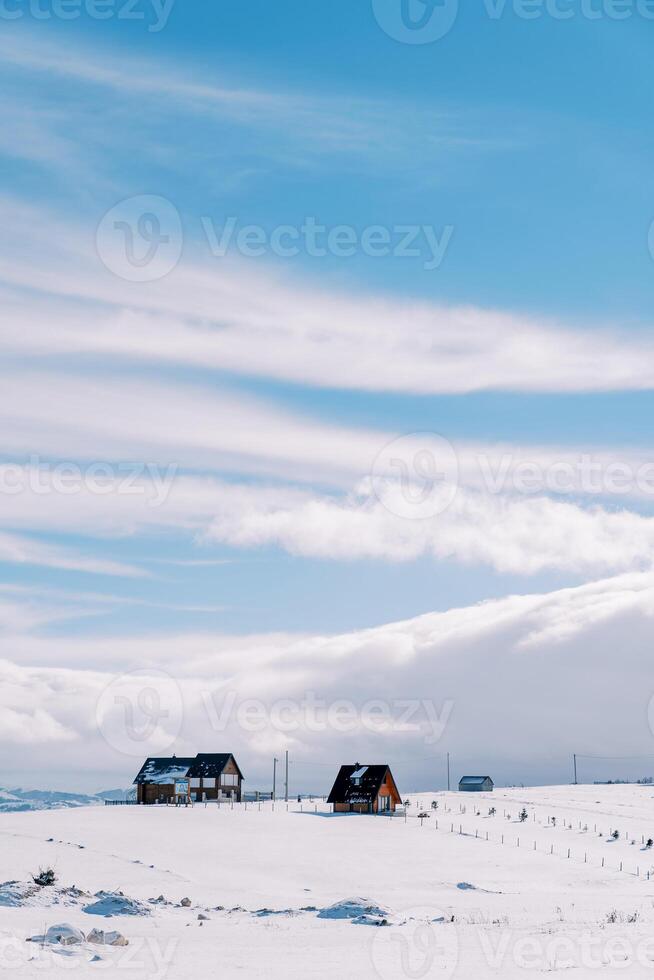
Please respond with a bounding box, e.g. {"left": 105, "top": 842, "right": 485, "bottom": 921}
{"left": 2, "top": 784, "right": 654, "bottom": 978}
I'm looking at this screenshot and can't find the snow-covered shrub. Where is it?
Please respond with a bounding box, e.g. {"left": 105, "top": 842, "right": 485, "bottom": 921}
{"left": 32, "top": 868, "right": 56, "bottom": 887}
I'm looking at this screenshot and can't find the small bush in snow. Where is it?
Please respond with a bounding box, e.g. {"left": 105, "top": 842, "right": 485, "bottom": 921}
{"left": 519, "top": 808, "right": 528, "bottom": 823}
{"left": 32, "top": 868, "right": 56, "bottom": 887}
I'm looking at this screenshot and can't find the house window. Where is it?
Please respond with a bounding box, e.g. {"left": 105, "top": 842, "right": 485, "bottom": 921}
{"left": 203, "top": 778, "right": 216, "bottom": 789}
{"left": 190, "top": 778, "right": 201, "bottom": 789}
{"left": 221, "top": 773, "right": 238, "bottom": 787}
{"left": 351, "top": 776, "right": 361, "bottom": 786}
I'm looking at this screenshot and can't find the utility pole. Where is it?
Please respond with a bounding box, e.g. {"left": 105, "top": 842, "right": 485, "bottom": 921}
{"left": 573, "top": 754, "right": 578, "bottom": 786}
{"left": 284, "top": 750, "right": 289, "bottom": 803}
{"left": 272, "top": 757, "right": 278, "bottom": 801}
{"left": 447, "top": 752, "right": 450, "bottom": 792}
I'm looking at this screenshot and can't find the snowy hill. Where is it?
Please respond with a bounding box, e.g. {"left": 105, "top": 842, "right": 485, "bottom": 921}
{"left": 1, "top": 785, "right": 654, "bottom": 977}
{"left": 0, "top": 788, "right": 132, "bottom": 813}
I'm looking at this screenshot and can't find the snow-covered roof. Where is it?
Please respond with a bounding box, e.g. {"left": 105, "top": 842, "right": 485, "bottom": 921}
{"left": 327, "top": 765, "right": 400, "bottom": 806}
{"left": 189, "top": 754, "right": 243, "bottom": 780}
{"left": 147, "top": 767, "right": 191, "bottom": 785}
{"left": 133, "top": 758, "right": 195, "bottom": 785}
{"left": 133, "top": 754, "right": 243, "bottom": 785}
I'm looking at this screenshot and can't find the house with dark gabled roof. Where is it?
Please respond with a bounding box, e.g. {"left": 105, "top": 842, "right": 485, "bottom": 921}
{"left": 327, "top": 763, "right": 401, "bottom": 814}
{"left": 134, "top": 753, "right": 243, "bottom": 805}
{"left": 459, "top": 775, "right": 493, "bottom": 793}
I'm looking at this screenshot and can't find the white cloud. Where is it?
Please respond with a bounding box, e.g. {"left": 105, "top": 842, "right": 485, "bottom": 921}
{"left": 0, "top": 707, "right": 76, "bottom": 745}
{"left": 2, "top": 571, "right": 654, "bottom": 785}
{"left": 0, "top": 530, "right": 143, "bottom": 578}
{"left": 205, "top": 481, "right": 654, "bottom": 576}
{"left": 2, "top": 199, "right": 654, "bottom": 396}
{"left": 1, "top": 460, "right": 654, "bottom": 578}
{"left": 0, "top": 32, "right": 485, "bottom": 176}
{"left": 0, "top": 367, "right": 382, "bottom": 487}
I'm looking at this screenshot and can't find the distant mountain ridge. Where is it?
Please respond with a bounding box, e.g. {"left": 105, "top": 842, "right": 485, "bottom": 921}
{"left": 0, "top": 787, "right": 134, "bottom": 813}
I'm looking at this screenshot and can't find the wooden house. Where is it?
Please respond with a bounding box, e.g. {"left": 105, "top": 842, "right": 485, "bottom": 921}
{"left": 134, "top": 753, "right": 243, "bottom": 805}
{"left": 327, "top": 763, "right": 401, "bottom": 814}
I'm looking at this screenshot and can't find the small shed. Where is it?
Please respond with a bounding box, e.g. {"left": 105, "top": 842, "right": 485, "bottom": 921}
{"left": 327, "top": 763, "right": 401, "bottom": 814}
{"left": 459, "top": 776, "right": 494, "bottom": 793}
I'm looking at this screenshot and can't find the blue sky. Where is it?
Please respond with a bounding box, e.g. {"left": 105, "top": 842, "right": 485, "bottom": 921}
{"left": 3, "top": 2, "right": 654, "bottom": 791}
{"left": 18, "top": 1, "right": 654, "bottom": 319}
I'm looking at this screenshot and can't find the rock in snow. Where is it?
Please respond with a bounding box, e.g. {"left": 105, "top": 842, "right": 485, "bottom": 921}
{"left": 317, "top": 897, "right": 389, "bottom": 925}
{"left": 0, "top": 880, "right": 40, "bottom": 907}
{"left": 29, "top": 924, "right": 86, "bottom": 946}
{"left": 88, "top": 928, "right": 129, "bottom": 946}
{"left": 82, "top": 890, "right": 150, "bottom": 917}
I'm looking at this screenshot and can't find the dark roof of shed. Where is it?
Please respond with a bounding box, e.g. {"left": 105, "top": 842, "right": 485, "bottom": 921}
{"left": 133, "top": 757, "right": 195, "bottom": 785}
{"left": 187, "top": 754, "right": 243, "bottom": 779}
{"left": 327, "top": 764, "right": 398, "bottom": 804}
{"left": 459, "top": 776, "right": 493, "bottom": 784}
